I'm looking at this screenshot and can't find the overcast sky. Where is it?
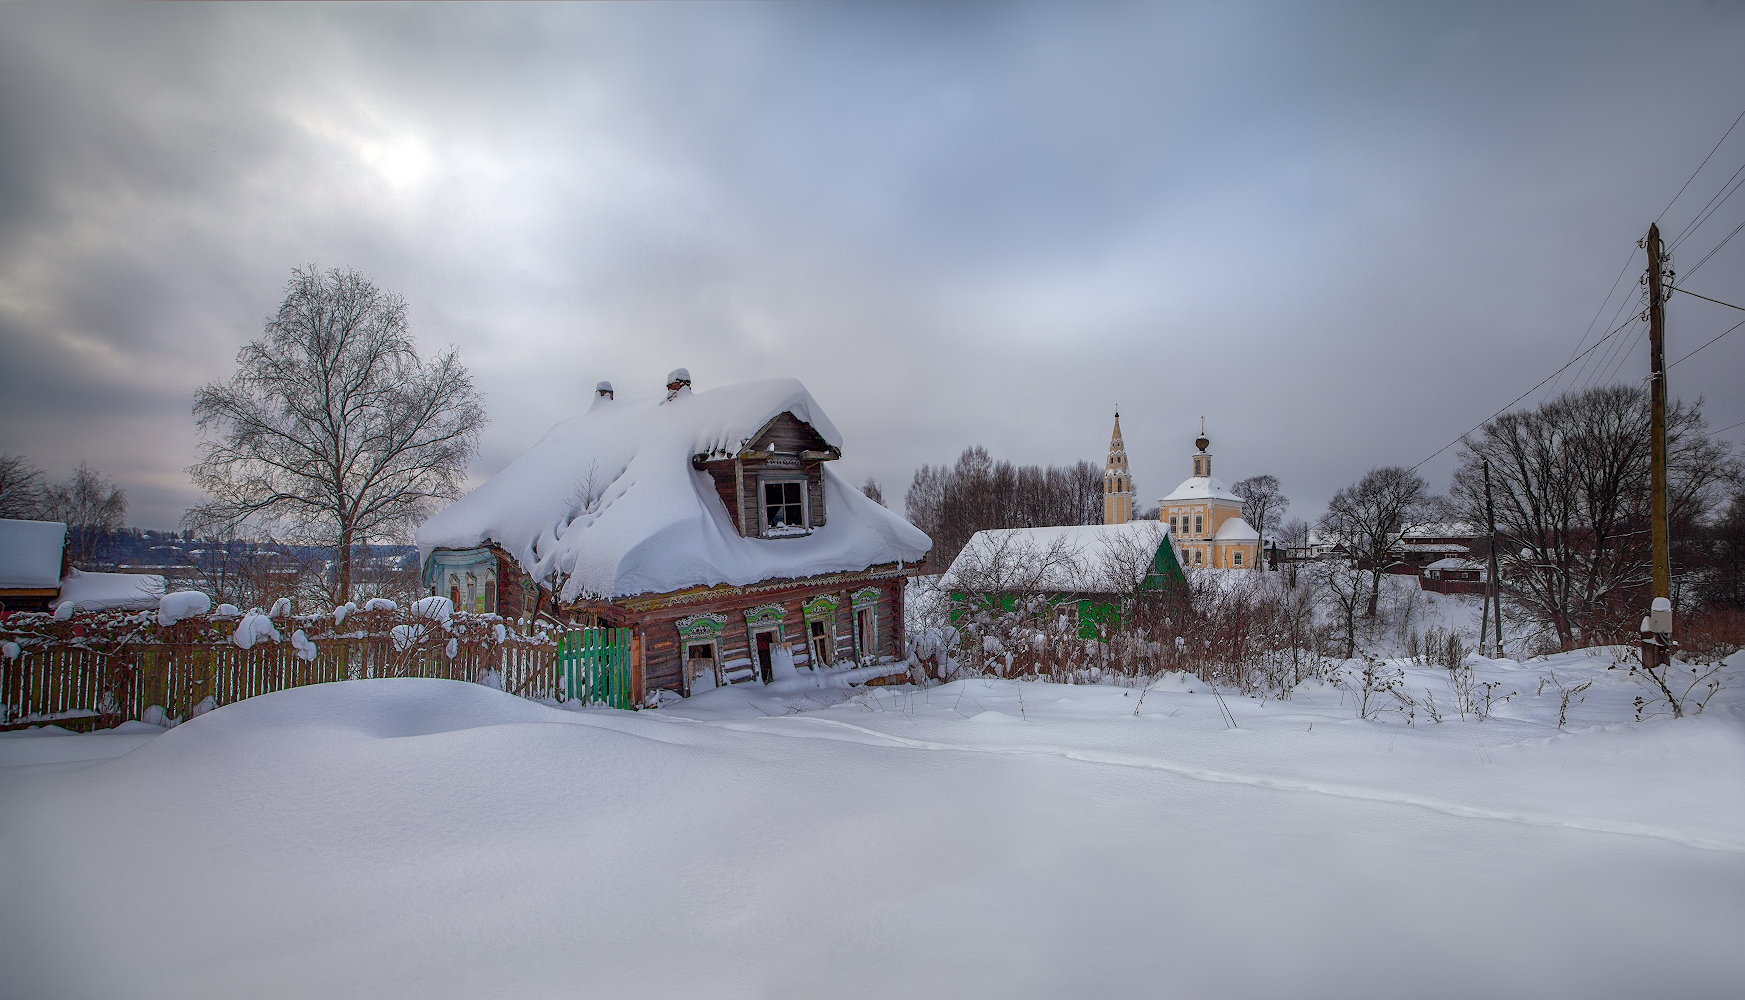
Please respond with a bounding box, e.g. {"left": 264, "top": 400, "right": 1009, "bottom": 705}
{"left": 3, "top": 2, "right": 1743, "bottom": 532}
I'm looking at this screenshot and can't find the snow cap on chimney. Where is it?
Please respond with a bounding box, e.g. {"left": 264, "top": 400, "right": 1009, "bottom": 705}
{"left": 665, "top": 367, "right": 692, "bottom": 401}
{"left": 595, "top": 381, "right": 614, "bottom": 400}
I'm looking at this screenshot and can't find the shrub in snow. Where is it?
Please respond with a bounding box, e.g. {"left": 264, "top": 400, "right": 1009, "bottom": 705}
{"left": 364, "top": 598, "right": 397, "bottom": 612}
{"left": 53, "top": 602, "right": 76, "bottom": 620}
{"left": 492, "top": 623, "right": 507, "bottom": 645}
{"left": 215, "top": 603, "right": 241, "bottom": 618}
{"left": 140, "top": 705, "right": 168, "bottom": 727}
{"left": 269, "top": 597, "right": 292, "bottom": 617}
{"left": 1, "top": 640, "right": 19, "bottom": 660}
{"left": 158, "top": 591, "right": 212, "bottom": 627}
{"left": 232, "top": 611, "right": 282, "bottom": 650}
{"left": 445, "top": 637, "right": 459, "bottom": 659}
{"left": 390, "top": 624, "right": 423, "bottom": 652}
{"left": 412, "top": 595, "right": 454, "bottom": 621}
{"left": 187, "top": 695, "right": 217, "bottom": 719}
{"left": 334, "top": 602, "right": 357, "bottom": 625}
{"left": 291, "top": 629, "right": 318, "bottom": 662}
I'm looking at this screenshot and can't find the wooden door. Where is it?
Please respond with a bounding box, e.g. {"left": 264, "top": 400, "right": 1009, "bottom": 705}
{"left": 755, "top": 631, "right": 774, "bottom": 683}
{"left": 809, "top": 620, "right": 830, "bottom": 668}
{"left": 686, "top": 642, "right": 718, "bottom": 693}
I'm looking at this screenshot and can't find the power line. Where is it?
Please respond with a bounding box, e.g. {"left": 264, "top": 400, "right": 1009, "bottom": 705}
{"left": 1574, "top": 279, "right": 1647, "bottom": 394}
{"left": 1659, "top": 103, "right": 1745, "bottom": 225}
{"left": 1682, "top": 215, "right": 1745, "bottom": 279}
{"left": 1596, "top": 321, "right": 1649, "bottom": 388}
{"left": 1405, "top": 106, "right": 1745, "bottom": 477}
{"left": 1669, "top": 159, "right": 1745, "bottom": 252}
{"left": 1546, "top": 246, "right": 1638, "bottom": 399}
{"left": 1407, "top": 314, "right": 1642, "bottom": 473}
{"left": 1670, "top": 286, "right": 1745, "bottom": 311}
{"left": 1712, "top": 417, "right": 1745, "bottom": 437}
{"left": 1666, "top": 316, "right": 1745, "bottom": 370}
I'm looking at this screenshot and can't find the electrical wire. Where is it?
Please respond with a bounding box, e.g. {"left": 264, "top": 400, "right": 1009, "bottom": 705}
{"left": 1680, "top": 215, "right": 1745, "bottom": 280}
{"left": 1406, "top": 314, "right": 1642, "bottom": 473}
{"left": 1669, "top": 286, "right": 1745, "bottom": 311}
{"left": 1546, "top": 246, "right": 1638, "bottom": 399}
{"left": 1666, "top": 316, "right": 1745, "bottom": 371}
{"left": 1573, "top": 282, "right": 1647, "bottom": 394}
{"left": 1595, "top": 321, "right": 1649, "bottom": 388}
{"left": 1659, "top": 104, "right": 1745, "bottom": 226}
{"left": 1669, "top": 160, "right": 1745, "bottom": 252}
{"left": 1404, "top": 105, "right": 1745, "bottom": 477}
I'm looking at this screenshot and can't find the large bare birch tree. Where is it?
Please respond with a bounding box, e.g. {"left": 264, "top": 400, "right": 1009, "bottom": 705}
{"left": 187, "top": 266, "right": 486, "bottom": 603}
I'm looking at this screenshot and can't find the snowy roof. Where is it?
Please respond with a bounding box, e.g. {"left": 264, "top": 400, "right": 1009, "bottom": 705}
{"left": 1160, "top": 475, "right": 1239, "bottom": 503}
{"left": 1213, "top": 516, "right": 1259, "bottom": 541}
{"left": 1424, "top": 558, "right": 1484, "bottom": 573}
{"left": 416, "top": 377, "right": 930, "bottom": 601}
{"left": 1399, "top": 522, "right": 1478, "bottom": 539}
{"left": 940, "top": 522, "right": 1178, "bottom": 593}
{"left": 0, "top": 519, "right": 67, "bottom": 589}
{"left": 53, "top": 569, "right": 166, "bottom": 611}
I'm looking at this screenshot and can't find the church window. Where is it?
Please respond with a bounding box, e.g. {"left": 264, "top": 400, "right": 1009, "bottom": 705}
{"left": 1169, "top": 516, "right": 1178, "bottom": 533}
{"left": 1194, "top": 549, "right": 1203, "bottom": 565}
{"left": 1194, "top": 514, "right": 1203, "bottom": 535}
{"left": 1233, "top": 551, "right": 1243, "bottom": 567}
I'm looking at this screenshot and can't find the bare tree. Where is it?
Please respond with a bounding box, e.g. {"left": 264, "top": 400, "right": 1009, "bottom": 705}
{"left": 1320, "top": 466, "right": 1441, "bottom": 617}
{"left": 187, "top": 266, "right": 486, "bottom": 603}
{"left": 860, "top": 477, "right": 884, "bottom": 506}
{"left": 42, "top": 462, "right": 127, "bottom": 569}
{"left": 1451, "top": 385, "right": 1735, "bottom": 649}
{"left": 1315, "top": 556, "right": 1369, "bottom": 659}
{"left": 1277, "top": 518, "right": 1310, "bottom": 587}
{"left": 1232, "top": 474, "right": 1289, "bottom": 567}
{"left": 0, "top": 453, "right": 46, "bottom": 519}
{"left": 904, "top": 446, "right": 1103, "bottom": 570}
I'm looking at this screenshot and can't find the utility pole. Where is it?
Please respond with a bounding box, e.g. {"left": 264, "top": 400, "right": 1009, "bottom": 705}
{"left": 1643, "top": 224, "right": 1672, "bottom": 670}
{"left": 1482, "top": 459, "right": 1502, "bottom": 657}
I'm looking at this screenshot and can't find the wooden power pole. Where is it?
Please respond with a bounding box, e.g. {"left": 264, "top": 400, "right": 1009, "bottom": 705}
{"left": 1482, "top": 459, "right": 1502, "bottom": 656}
{"left": 1644, "top": 224, "right": 1672, "bottom": 667}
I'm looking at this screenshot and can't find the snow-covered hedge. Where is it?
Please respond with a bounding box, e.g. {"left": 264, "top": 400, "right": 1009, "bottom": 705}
{"left": 0, "top": 601, "right": 559, "bottom": 655}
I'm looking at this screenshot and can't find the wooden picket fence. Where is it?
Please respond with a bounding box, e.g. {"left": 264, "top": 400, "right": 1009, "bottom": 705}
{"left": 1, "top": 637, "right": 562, "bottom": 731}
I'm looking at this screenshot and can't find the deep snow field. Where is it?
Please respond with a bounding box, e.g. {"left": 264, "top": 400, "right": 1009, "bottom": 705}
{"left": 3, "top": 638, "right": 1743, "bottom": 998}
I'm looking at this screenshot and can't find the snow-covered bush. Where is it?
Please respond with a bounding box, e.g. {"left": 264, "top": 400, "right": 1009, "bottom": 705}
{"left": 158, "top": 591, "right": 212, "bottom": 627}
{"left": 412, "top": 595, "right": 454, "bottom": 621}
{"left": 232, "top": 611, "right": 282, "bottom": 649}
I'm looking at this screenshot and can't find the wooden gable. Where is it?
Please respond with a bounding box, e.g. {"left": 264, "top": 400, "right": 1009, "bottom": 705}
{"left": 693, "top": 411, "right": 840, "bottom": 538}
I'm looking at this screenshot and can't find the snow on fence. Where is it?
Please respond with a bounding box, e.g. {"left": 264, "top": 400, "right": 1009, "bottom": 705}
{"left": 1, "top": 607, "right": 561, "bottom": 731}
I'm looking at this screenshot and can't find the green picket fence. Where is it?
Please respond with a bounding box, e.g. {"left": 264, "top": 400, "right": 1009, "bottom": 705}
{"left": 559, "top": 628, "right": 632, "bottom": 709}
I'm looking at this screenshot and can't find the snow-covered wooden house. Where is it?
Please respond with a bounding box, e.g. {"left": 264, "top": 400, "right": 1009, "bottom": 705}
{"left": 939, "top": 522, "right": 1186, "bottom": 637}
{"left": 416, "top": 371, "right": 933, "bottom": 699}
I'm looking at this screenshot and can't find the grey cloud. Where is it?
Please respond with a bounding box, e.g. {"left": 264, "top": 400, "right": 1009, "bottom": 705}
{"left": 2, "top": 2, "right": 1743, "bottom": 530}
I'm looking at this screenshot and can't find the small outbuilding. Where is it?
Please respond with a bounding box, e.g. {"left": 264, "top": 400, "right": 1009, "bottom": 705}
{"left": 1420, "top": 557, "right": 1485, "bottom": 595}
{"left": 0, "top": 519, "right": 69, "bottom": 615}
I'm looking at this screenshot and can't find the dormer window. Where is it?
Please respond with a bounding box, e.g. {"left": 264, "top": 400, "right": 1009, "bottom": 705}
{"left": 761, "top": 478, "right": 809, "bottom": 537}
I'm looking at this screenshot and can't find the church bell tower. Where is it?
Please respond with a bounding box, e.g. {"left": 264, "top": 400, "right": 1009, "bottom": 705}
{"left": 1104, "top": 411, "right": 1134, "bottom": 525}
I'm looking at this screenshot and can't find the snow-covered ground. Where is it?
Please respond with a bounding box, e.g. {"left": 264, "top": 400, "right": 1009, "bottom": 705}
{"left": 3, "top": 648, "right": 1742, "bottom": 998}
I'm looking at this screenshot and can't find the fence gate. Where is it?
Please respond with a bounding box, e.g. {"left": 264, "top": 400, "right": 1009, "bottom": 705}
{"left": 559, "top": 628, "right": 632, "bottom": 708}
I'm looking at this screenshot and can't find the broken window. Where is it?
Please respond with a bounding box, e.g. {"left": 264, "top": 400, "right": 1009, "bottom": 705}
{"left": 762, "top": 479, "right": 807, "bottom": 535}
